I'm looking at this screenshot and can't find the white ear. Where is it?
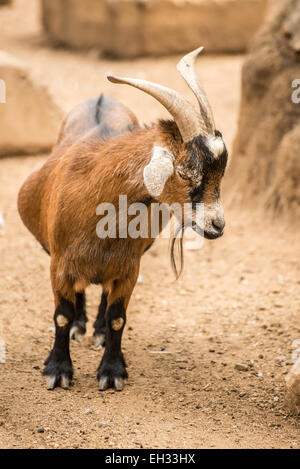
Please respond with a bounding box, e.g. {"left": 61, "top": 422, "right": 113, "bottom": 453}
{"left": 143, "top": 146, "right": 174, "bottom": 197}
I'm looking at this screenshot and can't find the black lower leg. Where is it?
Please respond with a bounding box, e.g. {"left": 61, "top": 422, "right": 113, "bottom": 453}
{"left": 70, "top": 292, "right": 87, "bottom": 339}
{"left": 43, "top": 297, "right": 75, "bottom": 389}
{"left": 97, "top": 298, "right": 127, "bottom": 390}
{"left": 93, "top": 291, "right": 108, "bottom": 346}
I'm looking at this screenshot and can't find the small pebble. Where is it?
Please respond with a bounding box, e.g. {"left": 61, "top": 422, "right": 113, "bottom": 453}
{"left": 84, "top": 408, "right": 93, "bottom": 415}
{"left": 235, "top": 364, "right": 248, "bottom": 372}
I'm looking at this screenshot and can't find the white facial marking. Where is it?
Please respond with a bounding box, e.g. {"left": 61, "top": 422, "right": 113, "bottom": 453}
{"left": 205, "top": 135, "right": 224, "bottom": 157}
{"left": 143, "top": 146, "right": 174, "bottom": 197}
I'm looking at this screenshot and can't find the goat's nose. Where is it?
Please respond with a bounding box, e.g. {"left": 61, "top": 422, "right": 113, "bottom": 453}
{"left": 212, "top": 218, "right": 225, "bottom": 232}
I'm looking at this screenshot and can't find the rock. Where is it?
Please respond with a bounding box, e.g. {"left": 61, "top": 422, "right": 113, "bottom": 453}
{"left": 0, "top": 51, "right": 63, "bottom": 156}
{"left": 41, "top": 0, "right": 267, "bottom": 58}
{"left": 0, "top": 339, "right": 5, "bottom": 364}
{"left": 83, "top": 408, "right": 93, "bottom": 415}
{"left": 234, "top": 363, "right": 248, "bottom": 372}
{"left": 285, "top": 357, "right": 300, "bottom": 415}
{"left": 291, "top": 339, "right": 300, "bottom": 363}
{"left": 229, "top": 0, "right": 300, "bottom": 217}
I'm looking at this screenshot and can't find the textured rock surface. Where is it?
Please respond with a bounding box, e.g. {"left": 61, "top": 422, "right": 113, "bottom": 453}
{"left": 41, "top": 0, "right": 267, "bottom": 57}
{"left": 285, "top": 357, "right": 300, "bottom": 415}
{"left": 0, "top": 51, "right": 63, "bottom": 156}
{"left": 230, "top": 0, "right": 300, "bottom": 216}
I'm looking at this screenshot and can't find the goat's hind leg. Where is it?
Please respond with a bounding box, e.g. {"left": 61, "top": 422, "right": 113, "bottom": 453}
{"left": 93, "top": 291, "right": 108, "bottom": 348}
{"left": 70, "top": 291, "right": 88, "bottom": 341}
{"left": 43, "top": 264, "right": 76, "bottom": 389}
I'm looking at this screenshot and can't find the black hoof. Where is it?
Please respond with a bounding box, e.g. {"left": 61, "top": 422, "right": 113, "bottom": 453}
{"left": 43, "top": 352, "right": 73, "bottom": 389}
{"left": 97, "top": 353, "right": 127, "bottom": 391}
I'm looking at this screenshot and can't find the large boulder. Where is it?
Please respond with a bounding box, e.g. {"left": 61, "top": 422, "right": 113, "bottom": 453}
{"left": 41, "top": 0, "right": 267, "bottom": 57}
{"left": 0, "top": 51, "right": 63, "bottom": 156}
{"left": 229, "top": 0, "right": 300, "bottom": 216}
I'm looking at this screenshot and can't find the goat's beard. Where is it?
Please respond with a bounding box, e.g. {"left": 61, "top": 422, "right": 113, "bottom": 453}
{"left": 170, "top": 220, "right": 203, "bottom": 279}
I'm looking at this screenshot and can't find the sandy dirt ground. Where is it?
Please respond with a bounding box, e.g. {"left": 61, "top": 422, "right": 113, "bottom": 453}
{"left": 0, "top": 0, "right": 299, "bottom": 449}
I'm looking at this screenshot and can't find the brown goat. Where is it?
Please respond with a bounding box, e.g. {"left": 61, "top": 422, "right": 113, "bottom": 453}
{"left": 18, "top": 48, "right": 228, "bottom": 391}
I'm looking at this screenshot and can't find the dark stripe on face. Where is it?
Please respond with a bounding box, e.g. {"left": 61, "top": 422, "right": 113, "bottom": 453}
{"left": 187, "top": 132, "right": 228, "bottom": 175}
{"left": 187, "top": 132, "right": 228, "bottom": 206}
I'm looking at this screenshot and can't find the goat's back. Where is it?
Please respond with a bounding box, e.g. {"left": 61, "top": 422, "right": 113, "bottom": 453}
{"left": 56, "top": 95, "right": 139, "bottom": 149}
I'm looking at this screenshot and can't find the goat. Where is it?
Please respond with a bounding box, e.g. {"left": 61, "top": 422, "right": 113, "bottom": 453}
{"left": 18, "top": 47, "right": 228, "bottom": 391}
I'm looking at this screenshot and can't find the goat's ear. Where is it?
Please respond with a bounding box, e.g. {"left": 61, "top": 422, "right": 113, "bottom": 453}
{"left": 143, "top": 146, "right": 174, "bottom": 197}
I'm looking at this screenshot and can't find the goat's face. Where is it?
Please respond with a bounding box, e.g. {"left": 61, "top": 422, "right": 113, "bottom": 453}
{"left": 176, "top": 131, "right": 228, "bottom": 239}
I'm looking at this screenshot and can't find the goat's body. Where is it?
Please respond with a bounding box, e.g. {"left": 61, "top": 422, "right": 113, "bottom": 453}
{"left": 18, "top": 96, "right": 187, "bottom": 300}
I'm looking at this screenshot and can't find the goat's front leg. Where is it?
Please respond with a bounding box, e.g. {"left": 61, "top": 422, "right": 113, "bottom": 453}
{"left": 97, "top": 272, "right": 138, "bottom": 391}
{"left": 43, "top": 295, "right": 75, "bottom": 389}
{"left": 43, "top": 263, "right": 76, "bottom": 389}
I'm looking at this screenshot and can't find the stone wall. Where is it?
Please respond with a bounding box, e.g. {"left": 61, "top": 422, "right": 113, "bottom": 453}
{"left": 41, "top": 0, "right": 267, "bottom": 57}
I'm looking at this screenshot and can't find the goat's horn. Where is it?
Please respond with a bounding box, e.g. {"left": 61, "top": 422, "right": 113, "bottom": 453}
{"left": 176, "top": 46, "right": 216, "bottom": 134}
{"left": 107, "top": 75, "right": 207, "bottom": 141}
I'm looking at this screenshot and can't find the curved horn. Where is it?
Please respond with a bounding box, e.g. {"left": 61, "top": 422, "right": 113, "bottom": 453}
{"left": 176, "top": 46, "right": 216, "bottom": 134}
{"left": 107, "top": 75, "right": 207, "bottom": 141}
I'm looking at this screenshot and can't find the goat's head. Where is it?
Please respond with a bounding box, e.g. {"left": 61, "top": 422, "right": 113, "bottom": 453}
{"left": 108, "top": 47, "right": 228, "bottom": 241}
